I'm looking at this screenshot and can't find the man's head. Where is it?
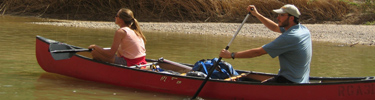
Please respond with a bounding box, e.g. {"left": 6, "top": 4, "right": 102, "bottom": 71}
{"left": 273, "top": 4, "right": 300, "bottom": 27}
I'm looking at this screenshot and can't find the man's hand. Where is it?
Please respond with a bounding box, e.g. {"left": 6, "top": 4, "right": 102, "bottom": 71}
{"left": 219, "top": 49, "right": 232, "bottom": 58}
{"left": 247, "top": 5, "right": 258, "bottom": 16}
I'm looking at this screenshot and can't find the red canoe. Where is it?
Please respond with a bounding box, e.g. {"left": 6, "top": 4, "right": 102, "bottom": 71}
{"left": 36, "top": 36, "right": 375, "bottom": 100}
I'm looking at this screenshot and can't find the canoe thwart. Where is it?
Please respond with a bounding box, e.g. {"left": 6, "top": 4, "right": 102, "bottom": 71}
{"left": 224, "top": 73, "right": 247, "bottom": 81}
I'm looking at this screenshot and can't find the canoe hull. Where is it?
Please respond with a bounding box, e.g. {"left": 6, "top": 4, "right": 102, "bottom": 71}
{"left": 36, "top": 36, "right": 375, "bottom": 100}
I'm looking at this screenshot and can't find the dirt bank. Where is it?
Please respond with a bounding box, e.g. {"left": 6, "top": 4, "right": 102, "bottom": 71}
{"left": 32, "top": 20, "right": 375, "bottom": 46}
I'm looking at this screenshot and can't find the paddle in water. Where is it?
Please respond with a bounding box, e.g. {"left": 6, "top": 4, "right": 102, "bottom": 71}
{"left": 191, "top": 9, "right": 253, "bottom": 99}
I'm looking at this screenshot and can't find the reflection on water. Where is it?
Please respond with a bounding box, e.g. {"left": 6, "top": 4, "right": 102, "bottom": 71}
{"left": 35, "top": 73, "right": 189, "bottom": 100}
{"left": 0, "top": 15, "right": 374, "bottom": 99}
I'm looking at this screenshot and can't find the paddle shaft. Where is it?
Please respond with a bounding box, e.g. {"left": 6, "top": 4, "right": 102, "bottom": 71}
{"left": 191, "top": 12, "right": 251, "bottom": 99}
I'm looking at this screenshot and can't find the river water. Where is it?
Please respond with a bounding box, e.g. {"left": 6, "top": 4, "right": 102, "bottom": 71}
{"left": 1, "top": 15, "right": 374, "bottom": 99}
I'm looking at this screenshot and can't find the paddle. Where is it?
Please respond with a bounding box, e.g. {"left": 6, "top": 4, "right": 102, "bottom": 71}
{"left": 191, "top": 10, "right": 253, "bottom": 99}
{"left": 49, "top": 43, "right": 92, "bottom": 60}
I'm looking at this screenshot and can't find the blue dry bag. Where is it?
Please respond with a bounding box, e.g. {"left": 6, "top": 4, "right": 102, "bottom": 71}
{"left": 192, "top": 58, "right": 238, "bottom": 79}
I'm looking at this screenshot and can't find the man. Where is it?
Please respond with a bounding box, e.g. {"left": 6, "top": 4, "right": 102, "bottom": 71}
{"left": 219, "top": 4, "right": 312, "bottom": 83}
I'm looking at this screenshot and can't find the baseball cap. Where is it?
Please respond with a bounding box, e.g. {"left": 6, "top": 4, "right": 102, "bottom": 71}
{"left": 273, "top": 4, "right": 301, "bottom": 18}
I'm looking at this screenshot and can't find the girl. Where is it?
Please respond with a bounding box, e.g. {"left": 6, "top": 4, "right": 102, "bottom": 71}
{"left": 89, "top": 8, "right": 147, "bottom": 66}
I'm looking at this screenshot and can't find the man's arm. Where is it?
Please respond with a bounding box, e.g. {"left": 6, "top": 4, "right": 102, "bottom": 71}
{"left": 247, "top": 5, "right": 281, "bottom": 33}
{"left": 220, "top": 47, "right": 267, "bottom": 59}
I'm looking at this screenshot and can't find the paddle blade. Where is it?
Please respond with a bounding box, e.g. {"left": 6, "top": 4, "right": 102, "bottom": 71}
{"left": 49, "top": 43, "right": 76, "bottom": 60}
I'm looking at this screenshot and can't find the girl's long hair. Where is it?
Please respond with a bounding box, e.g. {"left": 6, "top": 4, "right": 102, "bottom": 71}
{"left": 118, "top": 8, "right": 146, "bottom": 44}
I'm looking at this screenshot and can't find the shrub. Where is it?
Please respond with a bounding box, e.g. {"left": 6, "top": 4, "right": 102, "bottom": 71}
{"left": 0, "top": 0, "right": 369, "bottom": 24}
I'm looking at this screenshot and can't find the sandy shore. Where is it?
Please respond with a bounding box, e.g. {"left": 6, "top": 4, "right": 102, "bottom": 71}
{"left": 32, "top": 20, "right": 375, "bottom": 46}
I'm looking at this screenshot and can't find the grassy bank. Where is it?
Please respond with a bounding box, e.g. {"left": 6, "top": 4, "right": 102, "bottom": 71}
{"left": 0, "top": 0, "right": 374, "bottom": 24}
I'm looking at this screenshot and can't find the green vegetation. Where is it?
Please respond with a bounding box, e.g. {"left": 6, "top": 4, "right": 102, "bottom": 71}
{"left": 358, "top": 0, "right": 375, "bottom": 24}
{"left": 365, "top": 21, "right": 375, "bottom": 25}
{"left": 0, "top": 0, "right": 374, "bottom": 24}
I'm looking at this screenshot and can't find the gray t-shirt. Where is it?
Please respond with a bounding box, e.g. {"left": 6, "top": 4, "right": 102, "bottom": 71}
{"left": 262, "top": 23, "right": 312, "bottom": 83}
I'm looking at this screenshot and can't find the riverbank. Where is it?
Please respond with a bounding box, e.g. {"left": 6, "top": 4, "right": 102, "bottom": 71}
{"left": 32, "top": 19, "right": 375, "bottom": 46}
{"left": 4, "top": 0, "right": 370, "bottom": 24}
